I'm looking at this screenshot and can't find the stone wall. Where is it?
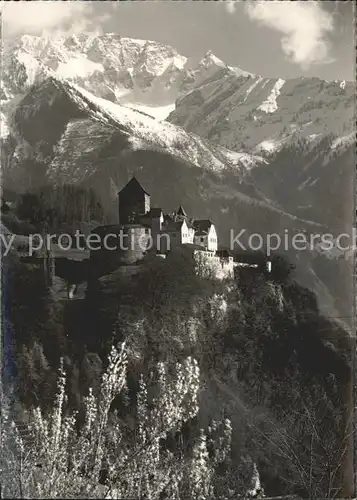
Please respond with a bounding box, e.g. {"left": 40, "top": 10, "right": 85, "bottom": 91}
{"left": 89, "top": 224, "right": 151, "bottom": 278}
{"left": 193, "top": 249, "right": 234, "bottom": 280}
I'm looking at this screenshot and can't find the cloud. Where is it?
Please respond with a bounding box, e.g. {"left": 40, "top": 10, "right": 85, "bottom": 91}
{"left": 245, "top": 1, "right": 335, "bottom": 67}
{"left": 225, "top": 1, "right": 237, "bottom": 15}
{"left": 1, "top": 1, "right": 103, "bottom": 37}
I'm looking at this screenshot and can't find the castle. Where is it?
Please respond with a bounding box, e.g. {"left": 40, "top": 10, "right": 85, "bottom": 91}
{"left": 93, "top": 176, "right": 235, "bottom": 280}
{"left": 118, "top": 176, "right": 218, "bottom": 253}
{"left": 1, "top": 176, "right": 271, "bottom": 300}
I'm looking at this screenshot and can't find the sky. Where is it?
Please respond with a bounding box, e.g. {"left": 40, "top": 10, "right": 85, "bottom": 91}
{"left": 1, "top": 0, "right": 355, "bottom": 81}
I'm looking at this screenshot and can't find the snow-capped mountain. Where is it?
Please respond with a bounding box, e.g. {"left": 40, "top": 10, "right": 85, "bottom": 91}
{"left": 168, "top": 72, "right": 354, "bottom": 155}
{"left": 1, "top": 33, "right": 248, "bottom": 128}
{"left": 3, "top": 33, "right": 353, "bottom": 166}
{"left": 6, "top": 75, "right": 267, "bottom": 185}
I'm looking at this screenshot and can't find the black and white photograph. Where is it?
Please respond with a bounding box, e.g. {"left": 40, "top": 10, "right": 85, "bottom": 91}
{"left": 0, "top": 1, "right": 355, "bottom": 498}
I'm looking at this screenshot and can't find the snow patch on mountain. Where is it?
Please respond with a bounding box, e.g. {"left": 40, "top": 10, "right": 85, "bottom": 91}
{"left": 198, "top": 50, "right": 252, "bottom": 78}
{"left": 307, "top": 133, "right": 322, "bottom": 142}
{"left": 222, "top": 150, "right": 268, "bottom": 170}
{"left": 243, "top": 77, "right": 263, "bottom": 103}
{"left": 0, "top": 112, "right": 9, "bottom": 137}
{"left": 330, "top": 132, "right": 355, "bottom": 151}
{"left": 319, "top": 132, "right": 356, "bottom": 167}
{"left": 72, "top": 83, "right": 181, "bottom": 142}
{"left": 57, "top": 57, "right": 104, "bottom": 79}
{"left": 127, "top": 136, "right": 147, "bottom": 150}
{"left": 128, "top": 102, "right": 176, "bottom": 120}
{"left": 257, "top": 78, "right": 285, "bottom": 113}
{"left": 16, "top": 51, "right": 42, "bottom": 85}
{"left": 120, "top": 36, "right": 147, "bottom": 47}
{"left": 255, "top": 139, "right": 281, "bottom": 154}
{"left": 50, "top": 80, "right": 263, "bottom": 175}
{"left": 201, "top": 51, "right": 226, "bottom": 68}
{"left": 173, "top": 56, "right": 187, "bottom": 70}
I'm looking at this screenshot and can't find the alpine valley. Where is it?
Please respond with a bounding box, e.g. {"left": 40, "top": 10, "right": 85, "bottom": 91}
{"left": 1, "top": 34, "right": 354, "bottom": 324}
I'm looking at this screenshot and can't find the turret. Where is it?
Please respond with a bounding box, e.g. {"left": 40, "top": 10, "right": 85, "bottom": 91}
{"left": 176, "top": 205, "right": 187, "bottom": 218}
{"left": 118, "top": 176, "right": 150, "bottom": 224}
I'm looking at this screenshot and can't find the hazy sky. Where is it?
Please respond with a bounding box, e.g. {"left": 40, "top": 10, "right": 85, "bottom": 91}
{"left": 2, "top": 0, "right": 355, "bottom": 81}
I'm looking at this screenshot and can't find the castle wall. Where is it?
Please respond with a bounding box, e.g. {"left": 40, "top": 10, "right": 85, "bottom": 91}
{"left": 150, "top": 216, "right": 163, "bottom": 249}
{"left": 193, "top": 249, "right": 234, "bottom": 280}
{"left": 89, "top": 224, "right": 152, "bottom": 278}
{"left": 144, "top": 193, "right": 150, "bottom": 214}
{"left": 119, "top": 192, "right": 150, "bottom": 224}
{"left": 194, "top": 226, "right": 218, "bottom": 252}
{"left": 121, "top": 226, "right": 152, "bottom": 264}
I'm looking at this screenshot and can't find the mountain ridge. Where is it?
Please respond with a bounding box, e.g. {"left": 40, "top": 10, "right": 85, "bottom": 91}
{"left": 1, "top": 33, "right": 250, "bottom": 125}
{"left": 168, "top": 72, "right": 354, "bottom": 155}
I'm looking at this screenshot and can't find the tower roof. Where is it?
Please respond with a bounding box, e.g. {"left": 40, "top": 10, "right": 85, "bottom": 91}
{"left": 118, "top": 176, "right": 150, "bottom": 196}
{"left": 176, "top": 205, "right": 187, "bottom": 217}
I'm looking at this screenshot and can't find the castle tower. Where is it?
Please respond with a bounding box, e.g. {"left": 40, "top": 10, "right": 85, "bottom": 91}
{"left": 176, "top": 205, "right": 187, "bottom": 219}
{"left": 118, "top": 176, "right": 150, "bottom": 224}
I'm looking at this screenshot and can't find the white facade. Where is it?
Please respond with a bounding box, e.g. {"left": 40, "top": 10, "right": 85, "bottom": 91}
{"left": 150, "top": 211, "right": 164, "bottom": 243}
{"left": 194, "top": 224, "right": 218, "bottom": 252}
{"left": 182, "top": 222, "right": 195, "bottom": 245}
{"left": 157, "top": 220, "right": 194, "bottom": 252}
{"left": 169, "top": 220, "right": 194, "bottom": 247}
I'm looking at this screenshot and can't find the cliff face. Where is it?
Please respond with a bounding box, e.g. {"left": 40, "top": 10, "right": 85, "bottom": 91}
{"left": 78, "top": 253, "right": 353, "bottom": 498}
{"left": 192, "top": 273, "right": 353, "bottom": 497}
{"left": 204, "top": 274, "right": 354, "bottom": 498}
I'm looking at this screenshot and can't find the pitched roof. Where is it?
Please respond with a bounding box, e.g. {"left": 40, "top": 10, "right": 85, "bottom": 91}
{"left": 192, "top": 219, "right": 213, "bottom": 235}
{"left": 176, "top": 205, "right": 187, "bottom": 217}
{"left": 118, "top": 176, "right": 150, "bottom": 196}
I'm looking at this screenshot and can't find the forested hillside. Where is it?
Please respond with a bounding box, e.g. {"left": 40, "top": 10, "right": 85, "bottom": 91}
{"left": 2, "top": 248, "right": 353, "bottom": 498}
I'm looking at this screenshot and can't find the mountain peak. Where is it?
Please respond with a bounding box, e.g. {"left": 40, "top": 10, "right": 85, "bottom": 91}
{"left": 200, "top": 50, "right": 226, "bottom": 68}
{"left": 198, "top": 50, "right": 252, "bottom": 78}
